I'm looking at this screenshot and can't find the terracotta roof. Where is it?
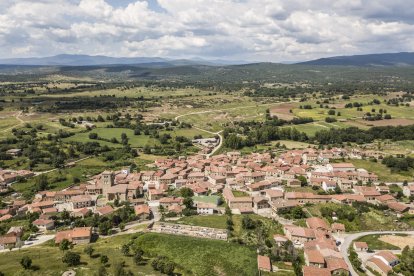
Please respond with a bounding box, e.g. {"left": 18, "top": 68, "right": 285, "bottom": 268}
{"left": 134, "top": 204, "right": 150, "bottom": 215}
{"left": 306, "top": 217, "right": 330, "bottom": 231}
{"left": 326, "top": 258, "right": 349, "bottom": 272}
{"left": 305, "top": 249, "right": 325, "bottom": 264}
{"left": 96, "top": 205, "right": 114, "bottom": 216}
{"left": 303, "top": 266, "right": 331, "bottom": 276}
{"left": 367, "top": 257, "right": 392, "bottom": 274}
{"left": 354, "top": 241, "right": 368, "bottom": 249}
{"left": 375, "top": 251, "right": 399, "bottom": 264}
{"left": 257, "top": 255, "right": 272, "bottom": 271}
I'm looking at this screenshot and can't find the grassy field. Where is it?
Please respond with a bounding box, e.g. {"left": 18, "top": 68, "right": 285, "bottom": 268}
{"left": 0, "top": 232, "right": 258, "bottom": 276}
{"left": 12, "top": 157, "right": 108, "bottom": 193}
{"left": 307, "top": 203, "right": 403, "bottom": 231}
{"left": 349, "top": 159, "right": 413, "bottom": 182}
{"left": 134, "top": 232, "right": 257, "bottom": 276}
{"left": 356, "top": 234, "right": 400, "bottom": 250}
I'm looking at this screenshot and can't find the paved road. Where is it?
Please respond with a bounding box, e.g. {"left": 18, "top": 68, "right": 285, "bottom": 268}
{"left": 0, "top": 234, "right": 55, "bottom": 253}
{"left": 339, "top": 230, "right": 414, "bottom": 276}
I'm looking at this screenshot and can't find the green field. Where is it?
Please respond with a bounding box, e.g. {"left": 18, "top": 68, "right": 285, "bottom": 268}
{"left": 0, "top": 232, "right": 258, "bottom": 276}
{"left": 349, "top": 159, "right": 413, "bottom": 182}
{"left": 176, "top": 214, "right": 284, "bottom": 239}
{"left": 356, "top": 234, "right": 401, "bottom": 250}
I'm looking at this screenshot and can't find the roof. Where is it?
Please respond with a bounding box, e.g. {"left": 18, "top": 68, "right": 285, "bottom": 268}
{"left": 55, "top": 227, "right": 91, "bottom": 243}
{"left": 96, "top": 205, "right": 114, "bottom": 216}
{"left": 375, "top": 251, "right": 399, "bottom": 263}
{"left": 0, "top": 235, "right": 17, "bottom": 245}
{"left": 305, "top": 249, "right": 325, "bottom": 264}
{"left": 302, "top": 266, "right": 331, "bottom": 276}
{"left": 331, "top": 223, "right": 345, "bottom": 231}
{"left": 285, "top": 225, "right": 315, "bottom": 239}
{"left": 257, "top": 255, "right": 272, "bottom": 271}
{"left": 387, "top": 201, "right": 409, "bottom": 213}
{"left": 33, "top": 219, "right": 54, "bottom": 226}
{"left": 326, "top": 258, "right": 349, "bottom": 272}
{"left": 306, "top": 217, "right": 330, "bottom": 231}
{"left": 330, "top": 163, "right": 355, "bottom": 168}
{"left": 367, "top": 257, "right": 392, "bottom": 274}
{"left": 134, "top": 204, "right": 150, "bottom": 215}
{"left": 354, "top": 241, "right": 368, "bottom": 249}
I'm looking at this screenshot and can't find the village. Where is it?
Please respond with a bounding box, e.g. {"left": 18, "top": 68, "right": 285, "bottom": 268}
{"left": 1, "top": 145, "right": 414, "bottom": 276}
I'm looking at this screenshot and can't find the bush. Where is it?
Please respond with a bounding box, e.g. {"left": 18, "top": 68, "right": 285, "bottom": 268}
{"left": 62, "top": 251, "right": 81, "bottom": 266}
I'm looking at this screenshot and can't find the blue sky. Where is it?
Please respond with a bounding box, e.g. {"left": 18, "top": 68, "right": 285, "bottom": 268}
{"left": 0, "top": 0, "right": 413, "bottom": 62}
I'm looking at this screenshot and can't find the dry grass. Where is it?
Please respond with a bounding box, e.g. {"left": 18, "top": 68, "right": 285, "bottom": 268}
{"left": 379, "top": 235, "right": 414, "bottom": 249}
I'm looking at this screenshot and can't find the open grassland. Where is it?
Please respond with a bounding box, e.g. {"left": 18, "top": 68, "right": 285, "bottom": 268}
{"left": 349, "top": 159, "right": 413, "bottom": 182}
{"left": 307, "top": 203, "right": 404, "bottom": 231}
{"left": 0, "top": 232, "right": 258, "bottom": 276}
{"left": 12, "top": 157, "right": 108, "bottom": 193}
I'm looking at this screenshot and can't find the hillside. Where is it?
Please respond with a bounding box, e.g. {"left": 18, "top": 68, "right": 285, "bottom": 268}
{"left": 298, "top": 52, "right": 414, "bottom": 66}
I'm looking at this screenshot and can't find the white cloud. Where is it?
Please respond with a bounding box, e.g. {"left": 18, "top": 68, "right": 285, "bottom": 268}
{"left": 0, "top": 0, "right": 413, "bottom": 61}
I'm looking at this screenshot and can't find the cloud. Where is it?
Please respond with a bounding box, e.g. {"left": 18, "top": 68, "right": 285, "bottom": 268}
{"left": 0, "top": 0, "right": 413, "bottom": 61}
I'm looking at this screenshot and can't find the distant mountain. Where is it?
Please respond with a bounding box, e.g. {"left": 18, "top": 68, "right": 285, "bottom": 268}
{"left": 0, "top": 54, "right": 247, "bottom": 66}
{"left": 298, "top": 52, "right": 414, "bottom": 66}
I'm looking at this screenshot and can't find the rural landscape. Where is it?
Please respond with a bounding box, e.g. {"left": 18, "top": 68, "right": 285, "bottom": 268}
{"left": 1, "top": 1, "right": 414, "bottom": 276}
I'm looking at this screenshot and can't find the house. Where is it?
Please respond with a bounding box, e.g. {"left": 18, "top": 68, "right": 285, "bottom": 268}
{"left": 148, "top": 189, "right": 164, "bottom": 200}
{"left": 273, "top": 234, "right": 288, "bottom": 246}
{"left": 33, "top": 219, "right": 55, "bottom": 231}
{"left": 71, "top": 195, "right": 93, "bottom": 209}
{"left": 322, "top": 180, "right": 337, "bottom": 192}
{"left": 197, "top": 203, "right": 216, "bottom": 215}
{"left": 372, "top": 251, "right": 399, "bottom": 267}
{"left": 253, "top": 196, "right": 270, "bottom": 212}
{"left": 366, "top": 257, "right": 391, "bottom": 276}
{"left": 387, "top": 201, "right": 409, "bottom": 213}
{"left": 331, "top": 223, "right": 345, "bottom": 233}
{"left": 159, "top": 197, "right": 183, "bottom": 208}
{"left": 6, "top": 149, "right": 22, "bottom": 157}
{"left": 0, "top": 235, "right": 18, "bottom": 250}
{"left": 327, "top": 163, "right": 356, "bottom": 172}
{"left": 403, "top": 184, "right": 414, "bottom": 197}
{"left": 257, "top": 255, "right": 272, "bottom": 272}
{"left": 287, "top": 179, "right": 302, "bottom": 188}
{"left": 304, "top": 249, "right": 325, "bottom": 268}
{"left": 353, "top": 241, "right": 368, "bottom": 251}
{"left": 134, "top": 204, "right": 151, "bottom": 220}
{"left": 284, "top": 225, "right": 316, "bottom": 246}
{"left": 302, "top": 266, "right": 331, "bottom": 276}
{"left": 55, "top": 227, "right": 92, "bottom": 245}
{"left": 95, "top": 205, "right": 114, "bottom": 216}
{"left": 325, "top": 258, "right": 350, "bottom": 275}
{"left": 306, "top": 217, "right": 330, "bottom": 232}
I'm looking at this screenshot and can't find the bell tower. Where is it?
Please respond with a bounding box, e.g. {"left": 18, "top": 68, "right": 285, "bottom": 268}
{"left": 102, "top": 171, "right": 114, "bottom": 196}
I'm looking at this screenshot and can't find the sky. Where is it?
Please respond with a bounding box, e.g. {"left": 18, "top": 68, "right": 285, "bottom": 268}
{"left": 0, "top": 0, "right": 413, "bottom": 62}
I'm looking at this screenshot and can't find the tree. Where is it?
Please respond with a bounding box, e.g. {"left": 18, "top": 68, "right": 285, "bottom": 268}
{"left": 84, "top": 245, "right": 94, "bottom": 257}
{"left": 62, "top": 251, "right": 81, "bottom": 266}
{"left": 100, "top": 255, "right": 109, "bottom": 265}
{"left": 20, "top": 256, "right": 32, "bottom": 270}
{"left": 183, "top": 197, "right": 193, "bottom": 209}
{"left": 97, "top": 266, "right": 108, "bottom": 276}
{"left": 59, "top": 239, "right": 72, "bottom": 252}
{"left": 35, "top": 174, "right": 48, "bottom": 191}
{"left": 121, "top": 244, "right": 130, "bottom": 256}
{"left": 180, "top": 187, "right": 194, "bottom": 198}
{"left": 133, "top": 251, "right": 143, "bottom": 265}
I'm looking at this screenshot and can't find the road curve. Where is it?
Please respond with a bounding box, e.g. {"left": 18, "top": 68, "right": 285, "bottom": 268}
{"left": 340, "top": 230, "right": 414, "bottom": 276}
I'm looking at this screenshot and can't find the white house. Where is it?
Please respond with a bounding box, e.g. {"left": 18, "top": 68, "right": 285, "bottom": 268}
{"left": 196, "top": 203, "right": 216, "bottom": 215}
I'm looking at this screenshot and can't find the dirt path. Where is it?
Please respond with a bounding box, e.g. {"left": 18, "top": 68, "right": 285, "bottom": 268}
{"left": 0, "top": 111, "right": 25, "bottom": 133}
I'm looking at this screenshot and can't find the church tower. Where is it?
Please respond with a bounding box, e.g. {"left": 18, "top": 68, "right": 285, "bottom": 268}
{"left": 101, "top": 171, "right": 114, "bottom": 196}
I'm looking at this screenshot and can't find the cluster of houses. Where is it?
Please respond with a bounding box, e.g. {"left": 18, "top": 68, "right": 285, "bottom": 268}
{"left": 0, "top": 169, "right": 34, "bottom": 193}
{"left": 0, "top": 147, "right": 412, "bottom": 253}
{"left": 354, "top": 242, "right": 400, "bottom": 276}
